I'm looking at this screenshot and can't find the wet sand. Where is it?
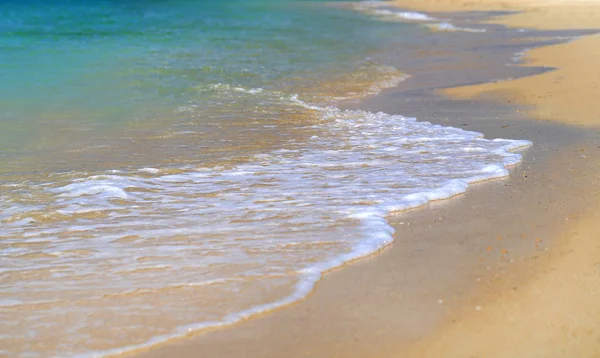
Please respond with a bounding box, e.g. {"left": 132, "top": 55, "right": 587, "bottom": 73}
{"left": 391, "top": 0, "right": 600, "bottom": 356}
{"left": 130, "top": 3, "right": 600, "bottom": 358}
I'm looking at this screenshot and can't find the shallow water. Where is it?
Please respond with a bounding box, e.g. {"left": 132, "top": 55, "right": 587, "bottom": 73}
{"left": 0, "top": 1, "right": 530, "bottom": 357}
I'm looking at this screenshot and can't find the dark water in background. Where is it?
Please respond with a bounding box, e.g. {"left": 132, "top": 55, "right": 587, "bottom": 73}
{"left": 0, "top": 0, "right": 418, "bottom": 166}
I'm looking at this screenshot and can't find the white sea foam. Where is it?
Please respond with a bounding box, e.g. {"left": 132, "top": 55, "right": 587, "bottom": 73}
{"left": 371, "top": 9, "right": 437, "bottom": 22}
{"left": 208, "top": 83, "right": 265, "bottom": 94}
{"left": 395, "top": 11, "right": 437, "bottom": 21}
{"left": 510, "top": 48, "right": 531, "bottom": 65}
{"left": 427, "top": 22, "right": 487, "bottom": 33}
{"left": 1, "top": 93, "right": 531, "bottom": 357}
{"left": 138, "top": 167, "right": 161, "bottom": 174}
{"left": 351, "top": 2, "right": 487, "bottom": 33}
{"left": 351, "top": 2, "right": 438, "bottom": 23}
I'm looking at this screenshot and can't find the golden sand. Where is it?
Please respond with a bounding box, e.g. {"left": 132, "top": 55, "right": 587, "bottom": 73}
{"left": 391, "top": 0, "right": 600, "bottom": 356}
{"left": 405, "top": 209, "right": 600, "bottom": 357}
{"left": 389, "top": 0, "right": 600, "bottom": 127}
{"left": 443, "top": 35, "right": 600, "bottom": 128}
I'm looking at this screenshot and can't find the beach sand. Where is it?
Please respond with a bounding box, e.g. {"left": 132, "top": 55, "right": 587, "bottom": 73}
{"left": 390, "top": 0, "right": 600, "bottom": 356}
{"left": 129, "top": 1, "right": 600, "bottom": 357}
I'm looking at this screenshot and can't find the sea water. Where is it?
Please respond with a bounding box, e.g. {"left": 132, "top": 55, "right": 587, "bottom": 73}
{"left": 0, "top": 1, "right": 529, "bottom": 357}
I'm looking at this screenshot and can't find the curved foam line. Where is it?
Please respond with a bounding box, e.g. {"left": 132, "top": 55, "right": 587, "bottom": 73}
{"left": 77, "top": 110, "right": 531, "bottom": 358}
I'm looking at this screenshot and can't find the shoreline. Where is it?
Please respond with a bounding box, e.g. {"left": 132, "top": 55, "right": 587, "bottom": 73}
{"left": 130, "top": 3, "right": 600, "bottom": 358}
{"left": 389, "top": 0, "right": 600, "bottom": 356}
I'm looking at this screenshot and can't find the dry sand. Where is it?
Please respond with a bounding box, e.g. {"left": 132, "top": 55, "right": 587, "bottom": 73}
{"left": 443, "top": 34, "right": 600, "bottom": 128}
{"left": 130, "top": 1, "right": 600, "bottom": 357}
{"left": 391, "top": 0, "right": 600, "bottom": 130}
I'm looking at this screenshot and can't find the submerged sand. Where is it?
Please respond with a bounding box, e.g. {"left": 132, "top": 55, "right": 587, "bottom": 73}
{"left": 130, "top": 1, "right": 600, "bottom": 357}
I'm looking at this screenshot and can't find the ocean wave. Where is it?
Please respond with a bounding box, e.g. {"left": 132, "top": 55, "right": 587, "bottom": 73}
{"left": 2, "top": 97, "right": 531, "bottom": 357}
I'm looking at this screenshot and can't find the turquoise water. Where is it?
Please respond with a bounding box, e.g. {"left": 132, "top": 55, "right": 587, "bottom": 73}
{"left": 0, "top": 0, "right": 415, "bottom": 166}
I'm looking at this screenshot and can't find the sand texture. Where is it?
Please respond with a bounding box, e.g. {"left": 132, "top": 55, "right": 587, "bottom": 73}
{"left": 391, "top": 0, "right": 600, "bottom": 356}
{"left": 444, "top": 34, "right": 600, "bottom": 127}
